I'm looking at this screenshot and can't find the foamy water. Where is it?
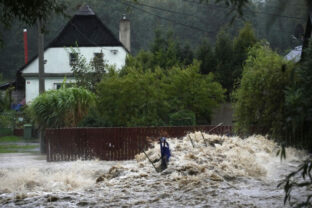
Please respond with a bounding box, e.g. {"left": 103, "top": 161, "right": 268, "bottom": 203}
{"left": 0, "top": 133, "right": 307, "bottom": 207}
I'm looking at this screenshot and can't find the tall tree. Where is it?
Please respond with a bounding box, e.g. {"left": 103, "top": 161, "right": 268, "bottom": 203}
{"left": 214, "top": 29, "right": 234, "bottom": 94}
{"left": 0, "top": 0, "right": 66, "bottom": 45}
{"left": 232, "top": 23, "right": 257, "bottom": 82}
{"left": 196, "top": 39, "right": 216, "bottom": 74}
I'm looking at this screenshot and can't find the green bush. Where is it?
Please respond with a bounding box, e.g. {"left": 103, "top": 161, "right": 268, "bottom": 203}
{"left": 232, "top": 44, "right": 294, "bottom": 137}
{"left": 96, "top": 61, "right": 225, "bottom": 127}
{"left": 283, "top": 41, "right": 312, "bottom": 148}
{"left": 78, "top": 107, "right": 112, "bottom": 127}
{"left": 169, "top": 110, "right": 196, "bottom": 126}
{"left": 30, "top": 87, "right": 95, "bottom": 128}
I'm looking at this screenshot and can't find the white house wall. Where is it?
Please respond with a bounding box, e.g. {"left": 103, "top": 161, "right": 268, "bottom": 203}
{"left": 22, "top": 46, "right": 127, "bottom": 103}
{"left": 22, "top": 46, "right": 127, "bottom": 74}
{"left": 45, "top": 78, "right": 76, "bottom": 90}
{"left": 25, "top": 78, "right": 39, "bottom": 103}
{"left": 25, "top": 77, "right": 76, "bottom": 103}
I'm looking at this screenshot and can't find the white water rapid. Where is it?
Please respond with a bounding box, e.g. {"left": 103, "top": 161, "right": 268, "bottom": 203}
{"left": 0, "top": 133, "right": 308, "bottom": 207}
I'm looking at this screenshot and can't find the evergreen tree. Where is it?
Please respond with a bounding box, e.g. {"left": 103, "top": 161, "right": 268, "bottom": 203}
{"left": 232, "top": 23, "right": 257, "bottom": 82}
{"left": 214, "top": 29, "right": 235, "bottom": 94}
{"left": 196, "top": 39, "right": 216, "bottom": 74}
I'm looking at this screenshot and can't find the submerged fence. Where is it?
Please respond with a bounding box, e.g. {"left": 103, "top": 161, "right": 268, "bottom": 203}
{"left": 45, "top": 125, "right": 232, "bottom": 162}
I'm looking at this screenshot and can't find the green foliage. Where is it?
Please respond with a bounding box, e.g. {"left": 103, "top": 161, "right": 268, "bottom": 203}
{"left": 0, "top": 1, "right": 66, "bottom": 28}
{"left": 0, "top": 0, "right": 66, "bottom": 47}
{"left": 29, "top": 87, "right": 95, "bottom": 128}
{"left": 96, "top": 67, "right": 168, "bottom": 127}
{"left": 96, "top": 61, "right": 225, "bottom": 127}
{"left": 283, "top": 40, "right": 312, "bottom": 148}
{"left": 196, "top": 39, "right": 216, "bottom": 74}
{"left": 124, "top": 29, "right": 196, "bottom": 74}
{"left": 214, "top": 29, "right": 235, "bottom": 93}
{"left": 124, "top": 50, "right": 155, "bottom": 72}
{"left": 232, "top": 23, "right": 257, "bottom": 81}
{"left": 78, "top": 107, "right": 112, "bottom": 127}
{"left": 0, "top": 136, "right": 22, "bottom": 143}
{"left": 68, "top": 47, "right": 107, "bottom": 92}
{"left": 0, "top": 78, "right": 13, "bottom": 113}
{"left": 214, "top": 24, "right": 257, "bottom": 94}
{"left": 164, "top": 61, "right": 225, "bottom": 124}
{"left": 169, "top": 110, "right": 196, "bottom": 126}
{"left": 232, "top": 44, "right": 294, "bottom": 136}
{"left": 0, "top": 0, "right": 306, "bottom": 80}
{"left": 203, "top": 0, "right": 249, "bottom": 16}
{"left": 0, "top": 111, "right": 15, "bottom": 128}
{"left": 0, "top": 144, "right": 39, "bottom": 153}
{"left": 278, "top": 159, "right": 312, "bottom": 207}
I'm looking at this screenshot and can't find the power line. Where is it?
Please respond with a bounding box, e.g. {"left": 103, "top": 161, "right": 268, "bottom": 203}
{"left": 117, "top": 0, "right": 216, "bottom": 34}
{"left": 180, "top": 0, "right": 305, "bottom": 21}
{"left": 124, "top": 0, "right": 204, "bottom": 21}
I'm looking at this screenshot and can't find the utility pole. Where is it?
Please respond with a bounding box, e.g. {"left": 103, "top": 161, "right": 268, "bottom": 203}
{"left": 38, "top": 18, "right": 45, "bottom": 94}
{"left": 37, "top": 18, "right": 46, "bottom": 154}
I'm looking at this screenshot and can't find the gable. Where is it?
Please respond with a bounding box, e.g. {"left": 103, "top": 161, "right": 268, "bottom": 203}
{"left": 19, "top": 5, "right": 128, "bottom": 74}
{"left": 49, "top": 15, "right": 123, "bottom": 48}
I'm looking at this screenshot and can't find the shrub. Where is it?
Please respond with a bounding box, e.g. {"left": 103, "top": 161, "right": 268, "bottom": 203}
{"left": 232, "top": 44, "right": 294, "bottom": 137}
{"left": 30, "top": 87, "right": 95, "bottom": 128}
{"left": 169, "top": 110, "right": 196, "bottom": 126}
{"left": 283, "top": 41, "right": 312, "bottom": 148}
{"left": 96, "top": 61, "right": 225, "bottom": 126}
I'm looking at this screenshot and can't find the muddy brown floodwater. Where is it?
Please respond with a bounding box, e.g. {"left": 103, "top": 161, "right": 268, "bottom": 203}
{"left": 0, "top": 133, "right": 308, "bottom": 207}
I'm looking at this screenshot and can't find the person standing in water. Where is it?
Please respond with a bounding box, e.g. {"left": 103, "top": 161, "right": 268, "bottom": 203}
{"left": 159, "top": 136, "right": 171, "bottom": 171}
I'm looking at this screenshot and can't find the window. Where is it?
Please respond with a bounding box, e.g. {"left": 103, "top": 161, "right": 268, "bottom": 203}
{"left": 54, "top": 83, "right": 75, "bottom": 90}
{"left": 69, "top": 53, "right": 78, "bottom": 66}
{"left": 93, "top": 52, "right": 104, "bottom": 71}
{"left": 54, "top": 83, "right": 62, "bottom": 90}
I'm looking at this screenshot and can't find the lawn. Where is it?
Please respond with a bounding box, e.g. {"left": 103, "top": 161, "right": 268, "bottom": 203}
{"left": 0, "top": 144, "right": 39, "bottom": 153}
{"left": 0, "top": 135, "right": 23, "bottom": 143}
{"left": 0, "top": 136, "right": 39, "bottom": 143}
{"left": 0, "top": 136, "right": 39, "bottom": 153}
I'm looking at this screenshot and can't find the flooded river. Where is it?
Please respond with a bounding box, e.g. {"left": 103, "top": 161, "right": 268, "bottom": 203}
{"left": 0, "top": 133, "right": 308, "bottom": 207}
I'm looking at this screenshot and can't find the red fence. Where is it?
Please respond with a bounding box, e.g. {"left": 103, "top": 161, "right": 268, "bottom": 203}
{"left": 45, "top": 125, "right": 232, "bottom": 162}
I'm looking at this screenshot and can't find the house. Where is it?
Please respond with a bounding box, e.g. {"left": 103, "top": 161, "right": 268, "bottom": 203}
{"left": 285, "top": 45, "right": 302, "bottom": 62}
{"left": 17, "top": 5, "right": 130, "bottom": 104}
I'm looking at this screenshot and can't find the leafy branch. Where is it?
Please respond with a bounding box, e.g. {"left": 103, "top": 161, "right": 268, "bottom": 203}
{"left": 278, "top": 159, "right": 312, "bottom": 207}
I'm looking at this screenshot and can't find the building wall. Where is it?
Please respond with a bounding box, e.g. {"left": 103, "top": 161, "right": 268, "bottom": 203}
{"left": 25, "top": 78, "right": 39, "bottom": 103}
{"left": 22, "top": 46, "right": 127, "bottom": 74}
{"left": 211, "top": 103, "right": 233, "bottom": 126}
{"left": 25, "top": 77, "right": 76, "bottom": 103}
{"left": 22, "top": 46, "right": 127, "bottom": 103}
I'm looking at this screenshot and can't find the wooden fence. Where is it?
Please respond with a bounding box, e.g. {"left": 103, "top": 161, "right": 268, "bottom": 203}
{"left": 45, "top": 125, "right": 232, "bottom": 162}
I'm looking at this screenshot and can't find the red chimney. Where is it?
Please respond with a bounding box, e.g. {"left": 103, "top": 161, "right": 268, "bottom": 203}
{"left": 23, "top": 29, "right": 28, "bottom": 64}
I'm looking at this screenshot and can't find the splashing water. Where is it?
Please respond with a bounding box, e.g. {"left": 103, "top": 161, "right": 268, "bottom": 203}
{"left": 0, "top": 133, "right": 307, "bottom": 207}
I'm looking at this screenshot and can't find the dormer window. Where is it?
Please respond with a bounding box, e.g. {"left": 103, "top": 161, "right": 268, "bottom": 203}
{"left": 69, "top": 53, "right": 78, "bottom": 66}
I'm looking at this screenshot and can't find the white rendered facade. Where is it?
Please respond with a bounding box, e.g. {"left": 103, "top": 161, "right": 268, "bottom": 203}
{"left": 22, "top": 46, "right": 127, "bottom": 103}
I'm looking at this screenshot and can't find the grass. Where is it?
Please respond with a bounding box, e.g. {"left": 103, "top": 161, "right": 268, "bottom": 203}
{"left": 0, "top": 136, "right": 39, "bottom": 143}
{"left": 0, "top": 135, "right": 39, "bottom": 153}
{"left": 0, "top": 136, "right": 23, "bottom": 143}
{"left": 0, "top": 144, "right": 39, "bottom": 153}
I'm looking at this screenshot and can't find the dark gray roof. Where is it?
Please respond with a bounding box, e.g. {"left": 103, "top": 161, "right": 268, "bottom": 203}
{"left": 19, "top": 5, "right": 128, "bottom": 73}
{"left": 50, "top": 5, "right": 123, "bottom": 47}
